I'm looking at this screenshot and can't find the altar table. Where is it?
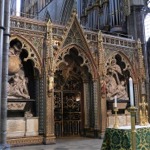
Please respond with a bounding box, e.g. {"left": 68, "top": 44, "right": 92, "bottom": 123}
{"left": 101, "top": 125, "right": 150, "bottom": 150}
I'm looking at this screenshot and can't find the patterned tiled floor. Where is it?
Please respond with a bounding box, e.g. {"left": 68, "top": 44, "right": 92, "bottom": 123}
{"left": 11, "top": 137, "right": 103, "bottom": 150}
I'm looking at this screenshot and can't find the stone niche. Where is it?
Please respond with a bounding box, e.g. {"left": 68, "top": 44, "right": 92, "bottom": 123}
{"left": 7, "top": 117, "right": 38, "bottom": 138}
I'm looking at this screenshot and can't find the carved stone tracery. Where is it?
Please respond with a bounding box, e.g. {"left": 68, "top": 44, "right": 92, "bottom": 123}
{"left": 7, "top": 11, "right": 146, "bottom": 145}
{"left": 10, "top": 36, "right": 42, "bottom": 74}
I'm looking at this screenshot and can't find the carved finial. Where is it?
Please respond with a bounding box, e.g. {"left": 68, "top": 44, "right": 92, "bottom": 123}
{"left": 47, "top": 19, "right": 52, "bottom": 27}
{"left": 137, "top": 38, "right": 142, "bottom": 48}
{"left": 137, "top": 38, "right": 146, "bottom": 80}
{"left": 46, "top": 19, "right": 52, "bottom": 39}
{"left": 73, "top": 0, "right": 77, "bottom": 14}
{"left": 98, "top": 30, "right": 103, "bottom": 42}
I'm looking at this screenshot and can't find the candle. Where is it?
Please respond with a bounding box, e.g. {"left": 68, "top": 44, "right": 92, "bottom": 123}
{"left": 114, "top": 95, "right": 117, "bottom": 107}
{"left": 129, "top": 77, "right": 134, "bottom": 106}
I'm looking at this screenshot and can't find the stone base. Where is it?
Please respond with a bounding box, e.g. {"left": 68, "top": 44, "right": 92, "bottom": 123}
{"left": 7, "top": 117, "right": 39, "bottom": 138}
{"left": 25, "top": 118, "right": 38, "bottom": 136}
{"left": 107, "top": 114, "right": 131, "bottom": 127}
{"left": 43, "top": 135, "right": 56, "bottom": 144}
{"left": 7, "top": 136, "right": 43, "bottom": 146}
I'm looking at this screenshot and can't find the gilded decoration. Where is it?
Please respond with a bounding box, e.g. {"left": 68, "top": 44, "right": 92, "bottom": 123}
{"left": 98, "top": 30, "right": 105, "bottom": 76}
{"left": 10, "top": 16, "right": 45, "bottom": 57}
{"left": 7, "top": 136, "right": 44, "bottom": 146}
{"left": 99, "top": 31, "right": 137, "bottom": 101}
{"left": 137, "top": 39, "right": 146, "bottom": 81}
{"left": 139, "top": 95, "right": 149, "bottom": 126}
{"left": 54, "top": 11, "right": 97, "bottom": 79}
{"left": 42, "top": 19, "right": 56, "bottom": 144}
{"left": 60, "top": 11, "right": 90, "bottom": 53}
{"left": 52, "top": 11, "right": 100, "bottom": 136}
{"left": 54, "top": 45, "right": 97, "bottom": 79}
{"left": 7, "top": 11, "right": 146, "bottom": 145}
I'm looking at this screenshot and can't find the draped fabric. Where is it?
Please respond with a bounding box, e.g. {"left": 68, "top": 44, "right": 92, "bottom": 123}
{"left": 101, "top": 127, "right": 150, "bottom": 150}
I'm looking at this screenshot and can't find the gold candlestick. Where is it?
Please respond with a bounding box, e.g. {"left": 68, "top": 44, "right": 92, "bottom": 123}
{"left": 113, "top": 107, "right": 119, "bottom": 129}
{"left": 128, "top": 106, "right": 137, "bottom": 150}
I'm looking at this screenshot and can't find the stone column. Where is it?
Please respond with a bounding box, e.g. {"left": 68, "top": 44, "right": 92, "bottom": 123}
{"left": 0, "top": 0, "right": 4, "bottom": 146}
{"left": 0, "top": 0, "right": 10, "bottom": 149}
{"left": 83, "top": 81, "right": 90, "bottom": 128}
{"left": 93, "top": 79, "right": 100, "bottom": 137}
{"left": 39, "top": 76, "right": 45, "bottom": 134}
{"left": 98, "top": 31, "right": 107, "bottom": 137}
{"left": 93, "top": 79, "right": 100, "bottom": 130}
{"left": 99, "top": 78, "right": 107, "bottom": 138}
{"left": 44, "top": 73, "right": 55, "bottom": 144}
{"left": 43, "top": 20, "right": 55, "bottom": 144}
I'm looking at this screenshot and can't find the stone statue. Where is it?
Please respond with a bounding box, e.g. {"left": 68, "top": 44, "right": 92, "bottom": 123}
{"left": 115, "top": 81, "right": 129, "bottom": 100}
{"left": 108, "top": 59, "right": 122, "bottom": 84}
{"left": 8, "top": 73, "right": 30, "bottom": 99}
{"left": 106, "top": 58, "right": 129, "bottom": 100}
{"left": 106, "top": 74, "right": 118, "bottom": 100}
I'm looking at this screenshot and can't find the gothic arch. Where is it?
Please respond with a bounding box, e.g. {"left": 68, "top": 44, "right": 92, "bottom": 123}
{"left": 105, "top": 51, "right": 138, "bottom": 82}
{"left": 10, "top": 35, "right": 42, "bottom": 75}
{"left": 54, "top": 44, "right": 98, "bottom": 79}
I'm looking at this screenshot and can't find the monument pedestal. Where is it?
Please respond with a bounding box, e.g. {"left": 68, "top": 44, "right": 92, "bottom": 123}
{"left": 6, "top": 99, "right": 42, "bottom": 146}
{"left": 7, "top": 117, "right": 39, "bottom": 138}
{"left": 107, "top": 113, "right": 131, "bottom": 127}
{"left": 107, "top": 100, "right": 130, "bottom": 127}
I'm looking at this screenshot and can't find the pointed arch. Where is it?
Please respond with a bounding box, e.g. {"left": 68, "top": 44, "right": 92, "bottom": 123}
{"left": 54, "top": 44, "right": 98, "bottom": 79}
{"left": 10, "top": 35, "right": 42, "bottom": 75}
{"left": 60, "top": 14, "right": 90, "bottom": 51}
{"left": 54, "top": 12, "right": 98, "bottom": 78}
{"left": 105, "top": 51, "right": 138, "bottom": 82}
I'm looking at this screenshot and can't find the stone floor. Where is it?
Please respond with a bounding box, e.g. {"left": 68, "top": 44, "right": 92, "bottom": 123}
{"left": 11, "top": 137, "right": 103, "bottom": 150}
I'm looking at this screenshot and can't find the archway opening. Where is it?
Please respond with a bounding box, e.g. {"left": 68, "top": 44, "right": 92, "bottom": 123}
{"left": 54, "top": 48, "right": 91, "bottom": 137}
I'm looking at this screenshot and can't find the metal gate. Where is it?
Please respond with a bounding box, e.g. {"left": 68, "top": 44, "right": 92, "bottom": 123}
{"left": 54, "top": 71, "right": 82, "bottom": 137}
